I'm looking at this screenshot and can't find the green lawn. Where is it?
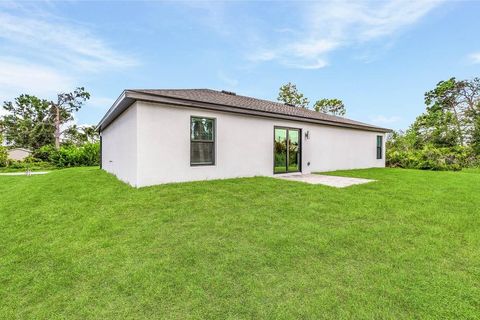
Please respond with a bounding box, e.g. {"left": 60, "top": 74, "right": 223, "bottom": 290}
{"left": 0, "top": 164, "right": 57, "bottom": 173}
{"left": 1, "top": 167, "right": 479, "bottom": 319}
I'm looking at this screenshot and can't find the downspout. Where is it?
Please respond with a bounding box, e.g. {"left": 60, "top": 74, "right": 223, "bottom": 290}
{"left": 99, "top": 131, "right": 103, "bottom": 169}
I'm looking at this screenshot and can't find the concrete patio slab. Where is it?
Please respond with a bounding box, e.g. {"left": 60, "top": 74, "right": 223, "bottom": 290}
{"left": 274, "top": 173, "right": 375, "bottom": 188}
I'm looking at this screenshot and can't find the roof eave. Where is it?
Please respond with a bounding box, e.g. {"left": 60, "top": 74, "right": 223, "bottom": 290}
{"left": 96, "top": 90, "right": 135, "bottom": 132}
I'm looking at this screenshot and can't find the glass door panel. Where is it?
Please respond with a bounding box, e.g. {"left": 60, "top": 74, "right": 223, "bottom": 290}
{"left": 274, "top": 128, "right": 287, "bottom": 173}
{"left": 288, "top": 129, "right": 300, "bottom": 172}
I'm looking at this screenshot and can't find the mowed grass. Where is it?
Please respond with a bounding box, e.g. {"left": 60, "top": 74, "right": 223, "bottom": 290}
{"left": 1, "top": 168, "right": 479, "bottom": 319}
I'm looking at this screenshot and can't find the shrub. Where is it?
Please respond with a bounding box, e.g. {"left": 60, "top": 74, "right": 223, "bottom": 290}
{"left": 1, "top": 143, "right": 100, "bottom": 170}
{"left": 386, "top": 144, "right": 477, "bottom": 171}
{"left": 33, "top": 145, "right": 56, "bottom": 162}
{"left": 5, "top": 159, "right": 53, "bottom": 170}
{"left": 0, "top": 146, "right": 7, "bottom": 167}
{"left": 81, "top": 143, "right": 100, "bottom": 166}
{"left": 48, "top": 143, "right": 100, "bottom": 167}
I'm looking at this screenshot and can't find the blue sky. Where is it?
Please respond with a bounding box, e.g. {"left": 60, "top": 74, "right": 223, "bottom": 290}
{"left": 1, "top": 1, "right": 479, "bottom": 130}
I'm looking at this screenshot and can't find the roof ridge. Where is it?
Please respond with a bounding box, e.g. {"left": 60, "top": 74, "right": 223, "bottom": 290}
{"left": 128, "top": 88, "right": 212, "bottom": 92}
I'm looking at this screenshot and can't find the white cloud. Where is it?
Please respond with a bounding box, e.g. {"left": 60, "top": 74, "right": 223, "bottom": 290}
{"left": 369, "top": 115, "right": 401, "bottom": 125}
{"left": 0, "top": 10, "right": 138, "bottom": 72}
{"left": 249, "top": 50, "right": 278, "bottom": 62}
{"left": 0, "top": 57, "right": 74, "bottom": 101}
{"left": 284, "top": 59, "right": 329, "bottom": 70}
{"left": 252, "top": 0, "right": 443, "bottom": 69}
{"left": 0, "top": 3, "right": 137, "bottom": 116}
{"left": 469, "top": 52, "right": 480, "bottom": 64}
{"left": 291, "top": 39, "right": 339, "bottom": 59}
{"left": 87, "top": 97, "right": 115, "bottom": 109}
{"left": 350, "top": 0, "right": 441, "bottom": 41}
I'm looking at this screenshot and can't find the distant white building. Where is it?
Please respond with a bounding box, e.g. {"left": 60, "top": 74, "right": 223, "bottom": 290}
{"left": 97, "top": 89, "right": 390, "bottom": 187}
{"left": 7, "top": 148, "right": 32, "bottom": 161}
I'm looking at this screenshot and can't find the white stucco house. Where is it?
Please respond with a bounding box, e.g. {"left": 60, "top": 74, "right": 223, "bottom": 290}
{"left": 97, "top": 89, "right": 390, "bottom": 187}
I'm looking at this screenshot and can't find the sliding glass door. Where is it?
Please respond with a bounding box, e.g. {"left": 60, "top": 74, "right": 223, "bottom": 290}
{"left": 274, "top": 127, "right": 301, "bottom": 174}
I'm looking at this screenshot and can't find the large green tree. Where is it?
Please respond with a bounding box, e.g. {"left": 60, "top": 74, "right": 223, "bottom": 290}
{"left": 1, "top": 87, "right": 91, "bottom": 150}
{"left": 277, "top": 82, "right": 346, "bottom": 116}
{"left": 409, "top": 103, "right": 461, "bottom": 148}
{"left": 277, "top": 83, "right": 309, "bottom": 108}
{"left": 387, "top": 76, "right": 480, "bottom": 170}
{"left": 423, "top": 77, "right": 480, "bottom": 147}
{"left": 472, "top": 110, "right": 480, "bottom": 155}
{"left": 63, "top": 125, "right": 99, "bottom": 146}
{"left": 459, "top": 78, "right": 480, "bottom": 154}
{"left": 52, "top": 87, "right": 90, "bottom": 149}
{"left": 313, "top": 98, "right": 346, "bottom": 116}
{"left": 1, "top": 95, "right": 55, "bottom": 149}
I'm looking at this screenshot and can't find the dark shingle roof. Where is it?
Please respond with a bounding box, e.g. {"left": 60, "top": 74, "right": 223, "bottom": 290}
{"left": 97, "top": 88, "right": 390, "bottom": 132}
{"left": 129, "top": 89, "right": 388, "bottom": 132}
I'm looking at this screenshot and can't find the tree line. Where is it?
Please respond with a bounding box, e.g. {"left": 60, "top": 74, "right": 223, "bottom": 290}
{"left": 2, "top": 80, "right": 478, "bottom": 171}
{"left": 0, "top": 87, "right": 96, "bottom": 149}
{"left": 0, "top": 88, "right": 100, "bottom": 169}
{"left": 277, "top": 82, "right": 347, "bottom": 116}
{"left": 276, "top": 79, "right": 480, "bottom": 171}
{"left": 387, "top": 77, "right": 480, "bottom": 170}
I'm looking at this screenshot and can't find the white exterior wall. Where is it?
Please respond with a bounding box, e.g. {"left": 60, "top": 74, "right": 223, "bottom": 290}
{"left": 127, "top": 101, "right": 385, "bottom": 187}
{"left": 101, "top": 103, "right": 138, "bottom": 186}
